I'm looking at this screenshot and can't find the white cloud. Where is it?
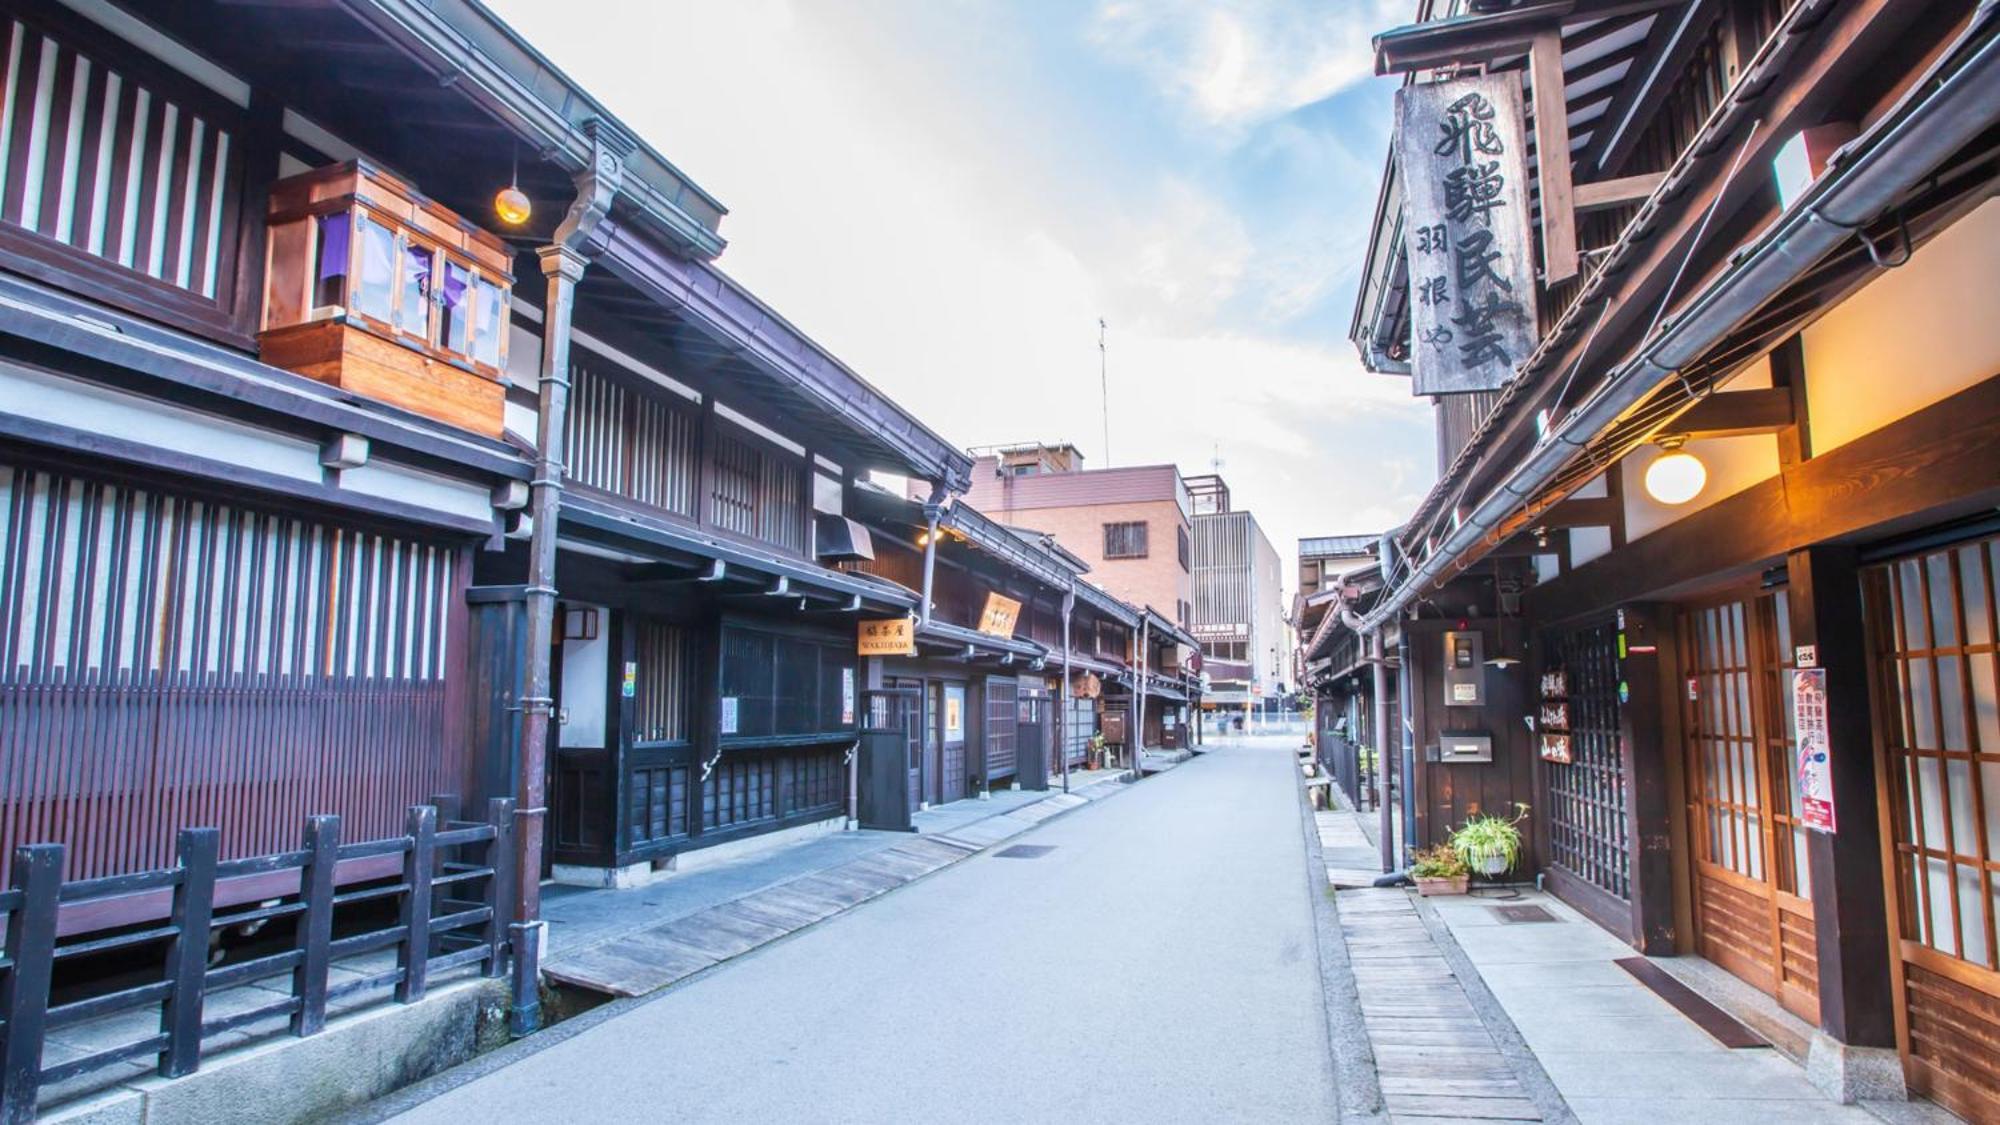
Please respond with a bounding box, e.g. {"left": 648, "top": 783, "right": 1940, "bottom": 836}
{"left": 1089, "top": 0, "right": 1409, "bottom": 129}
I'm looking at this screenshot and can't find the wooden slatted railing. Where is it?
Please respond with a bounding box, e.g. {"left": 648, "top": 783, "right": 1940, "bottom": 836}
{"left": 0, "top": 797, "right": 513, "bottom": 1123}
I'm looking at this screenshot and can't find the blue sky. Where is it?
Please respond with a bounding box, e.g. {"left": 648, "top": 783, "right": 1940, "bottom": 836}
{"left": 488, "top": 0, "right": 1435, "bottom": 587}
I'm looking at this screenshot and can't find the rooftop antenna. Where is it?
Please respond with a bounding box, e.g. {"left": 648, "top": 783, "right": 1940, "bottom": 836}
{"left": 1098, "top": 317, "right": 1110, "bottom": 468}
{"left": 1210, "top": 443, "right": 1225, "bottom": 475}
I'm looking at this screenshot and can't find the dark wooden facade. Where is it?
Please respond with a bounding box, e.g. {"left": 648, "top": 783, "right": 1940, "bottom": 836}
{"left": 1337, "top": 2, "right": 2000, "bottom": 1115}
{"left": 0, "top": 0, "right": 978, "bottom": 979}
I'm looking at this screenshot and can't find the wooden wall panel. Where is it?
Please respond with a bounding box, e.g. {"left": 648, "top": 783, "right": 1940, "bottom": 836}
{"left": 0, "top": 458, "right": 468, "bottom": 878}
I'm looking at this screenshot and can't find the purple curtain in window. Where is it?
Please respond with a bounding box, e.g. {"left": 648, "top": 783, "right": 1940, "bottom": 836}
{"left": 316, "top": 213, "right": 350, "bottom": 281}
{"left": 441, "top": 264, "right": 468, "bottom": 309}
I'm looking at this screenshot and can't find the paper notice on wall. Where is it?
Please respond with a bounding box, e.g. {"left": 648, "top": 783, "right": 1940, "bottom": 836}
{"left": 841, "top": 668, "right": 856, "bottom": 725}
{"left": 1791, "top": 667, "right": 1836, "bottom": 833}
{"left": 720, "top": 696, "right": 739, "bottom": 736}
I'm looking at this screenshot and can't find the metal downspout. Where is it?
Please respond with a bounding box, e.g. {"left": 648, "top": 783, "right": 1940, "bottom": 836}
{"left": 1376, "top": 530, "right": 1400, "bottom": 871}
{"left": 919, "top": 483, "right": 944, "bottom": 629}
{"left": 1372, "top": 631, "right": 1395, "bottom": 873}
{"left": 1060, "top": 581, "right": 1074, "bottom": 794}
{"left": 1134, "top": 614, "right": 1149, "bottom": 776}
{"left": 1361, "top": 5, "right": 2000, "bottom": 633}
{"left": 512, "top": 123, "right": 628, "bottom": 1037}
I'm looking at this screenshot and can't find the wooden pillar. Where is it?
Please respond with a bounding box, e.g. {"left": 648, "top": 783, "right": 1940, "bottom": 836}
{"left": 1529, "top": 31, "right": 1577, "bottom": 284}
{"left": 1617, "top": 603, "right": 1678, "bottom": 954}
{"left": 1789, "top": 545, "right": 1897, "bottom": 1048}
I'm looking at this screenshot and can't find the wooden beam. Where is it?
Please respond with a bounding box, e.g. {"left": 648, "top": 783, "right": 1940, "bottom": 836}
{"left": 1373, "top": 1, "right": 1679, "bottom": 75}
{"left": 1531, "top": 31, "right": 1578, "bottom": 284}
{"left": 1769, "top": 335, "right": 1812, "bottom": 465}
{"left": 1585, "top": 0, "right": 1723, "bottom": 177}
{"left": 1672, "top": 387, "right": 1795, "bottom": 438}
{"left": 1573, "top": 172, "right": 1666, "bottom": 212}
{"left": 1524, "top": 372, "right": 2000, "bottom": 617}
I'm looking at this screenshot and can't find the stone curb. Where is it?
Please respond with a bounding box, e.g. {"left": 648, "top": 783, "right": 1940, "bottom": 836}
{"left": 1294, "top": 776, "right": 1386, "bottom": 1124}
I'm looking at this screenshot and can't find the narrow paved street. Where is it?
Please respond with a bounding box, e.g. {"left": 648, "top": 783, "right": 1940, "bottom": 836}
{"left": 391, "top": 736, "right": 1334, "bottom": 1124}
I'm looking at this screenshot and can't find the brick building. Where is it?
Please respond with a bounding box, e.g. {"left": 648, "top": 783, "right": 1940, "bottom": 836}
{"left": 961, "top": 445, "right": 1193, "bottom": 630}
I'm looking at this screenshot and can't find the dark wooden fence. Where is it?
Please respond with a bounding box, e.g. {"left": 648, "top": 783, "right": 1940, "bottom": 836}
{"left": 0, "top": 798, "right": 513, "bottom": 1123}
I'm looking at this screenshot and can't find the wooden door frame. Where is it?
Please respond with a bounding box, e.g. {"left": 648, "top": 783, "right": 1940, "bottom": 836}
{"left": 1677, "top": 585, "right": 1819, "bottom": 1020}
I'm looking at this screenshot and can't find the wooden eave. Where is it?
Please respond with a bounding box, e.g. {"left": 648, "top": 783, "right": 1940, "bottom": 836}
{"left": 1390, "top": 0, "right": 1988, "bottom": 580}
{"left": 561, "top": 492, "right": 918, "bottom": 614}
{"left": 0, "top": 271, "right": 529, "bottom": 484}
{"left": 339, "top": 0, "right": 729, "bottom": 258}
{"left": 587, "top": 219, "right": 974, "bottom": 493}
{"left": 1350, "top": 2, "right": 1676, "bottom": 371}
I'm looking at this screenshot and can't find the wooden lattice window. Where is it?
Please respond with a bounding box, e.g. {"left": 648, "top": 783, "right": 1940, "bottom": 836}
{"left": 1866, "top": 533, "right": 2000, "bottom": 1121}
{"left": 1103, "top": 521, "right": 1148, "bottom": 559}
{"left": 0, "top": 459, "right": 462, "bottom": 878}
{"left": 709, "top": 427, "right": 806, "bottom": 554}
{"left": 0, "top": 11, "right": 246, "bottom": 336}
{"left": 1544, "top": 621, "right": 1630, "bottom": 900}
{"left": 565, "top": 364, "right": 699, "bottom": 517}
{"left": 1868, "top": 538, "right": 2000, "bottom": 970}
{"left": 631, "top": 619, "right": 691, "bottom": 744}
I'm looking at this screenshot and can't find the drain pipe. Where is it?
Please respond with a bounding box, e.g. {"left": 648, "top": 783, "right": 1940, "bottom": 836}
{"left": 512, "top": 122, "right": 628, "bottom": 1038}
{"left": 918, "top": 482, "right": 944, "bottom": 629}
{"left": 1133, "top": 612, "right": 1150, "bottom": 775}
{"left": 1060, "top": 580, "right": 1074, "bottom": 794}
{"left": 1359, "top": 4, "right": 2000, "bottom": 634}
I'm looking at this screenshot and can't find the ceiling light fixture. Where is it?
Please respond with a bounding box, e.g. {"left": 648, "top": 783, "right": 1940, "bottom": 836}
{"left": 1644, "top": 435, "right": 1707, "bottom": 506}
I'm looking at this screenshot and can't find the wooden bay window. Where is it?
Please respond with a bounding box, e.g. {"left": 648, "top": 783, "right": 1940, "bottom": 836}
{"left": 258, "top": 161, "right": 513, "bottom": 436}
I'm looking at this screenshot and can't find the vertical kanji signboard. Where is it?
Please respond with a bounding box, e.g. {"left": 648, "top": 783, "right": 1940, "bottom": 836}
{"left": 1396, "top": 74, "right": 1540, "bottom": 396}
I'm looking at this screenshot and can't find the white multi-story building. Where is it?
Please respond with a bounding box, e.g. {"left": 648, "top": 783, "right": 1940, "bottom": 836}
{"left": 1186, "top": 475, "right": 1288, "bottom": 713}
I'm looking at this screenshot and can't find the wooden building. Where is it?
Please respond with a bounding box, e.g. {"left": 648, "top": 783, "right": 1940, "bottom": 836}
{"left": 844, "top": 486, "right": 1160, "bottom": 800}
{"left": 1333, "top": 0, "right": 2000, "bottom": 1115}
{"left": 0, "top": 0, "right": 998, "bottom": 1040}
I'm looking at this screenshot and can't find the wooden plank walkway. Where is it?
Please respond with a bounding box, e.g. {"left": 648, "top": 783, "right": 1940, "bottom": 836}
{"left": 1317, "top": 806, "right": 1385, "bottom": 889}
{"left": 1338, "top": 886, "right": 1543, "bottom": 1122}
{"left": 546, "top": 836, "right": 976, "bottom": 996}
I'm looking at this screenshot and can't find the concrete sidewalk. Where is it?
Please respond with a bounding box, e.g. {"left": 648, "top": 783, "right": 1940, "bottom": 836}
{"left": 1312, "top": 801, "right": 1961, "bottom": 1124}
{"left": 539, "top": 770, "right": 1132, "bottom": 997}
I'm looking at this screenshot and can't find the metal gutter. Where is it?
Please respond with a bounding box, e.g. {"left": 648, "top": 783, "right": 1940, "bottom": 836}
{"left": 1394, "top": 0, "right": 1834, "bottom": 546}
{"left": 560, "top": 495, "right": 918, "bottom": 612}
{"left": 343, "top": 0, "right": 728, "bottom": 259}
{"left": 1360, "top": 0, "right": 2000, "bottom": 632}
{"left": 944, "top": 502, "right": 1088, "bottom": 593}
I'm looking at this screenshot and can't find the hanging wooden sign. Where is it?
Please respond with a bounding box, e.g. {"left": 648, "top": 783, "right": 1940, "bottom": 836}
{"left": 858, "top": 616, "right": 916, "bottom": 656}
{"left": 1395, "top": 74, "right": 1540, "bottom": 395}
{"left": 1538, "top": 664, "right": 1571, "bottom": 763}
{"left": 977, "top": 591, "right": 1023, "bottom": 638}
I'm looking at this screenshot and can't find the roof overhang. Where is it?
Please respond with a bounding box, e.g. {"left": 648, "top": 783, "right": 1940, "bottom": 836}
{"left": 342, "top": 0, "right": 729, "bottom": 259}
{"left": 561, "top": 493, "right": 917, "bottom": 614}
{"left": 587, "top": 226, "right": 974, "bottom": 492}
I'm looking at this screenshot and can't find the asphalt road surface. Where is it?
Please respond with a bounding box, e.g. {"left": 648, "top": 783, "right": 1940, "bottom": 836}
{"left": 391, "top": 734, "right": 1337, "bottom": 1124}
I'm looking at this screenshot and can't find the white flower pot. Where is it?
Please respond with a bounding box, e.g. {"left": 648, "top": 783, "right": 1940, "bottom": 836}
{"left": 1472, "top": 853, "right": 1510, "bottom": 877}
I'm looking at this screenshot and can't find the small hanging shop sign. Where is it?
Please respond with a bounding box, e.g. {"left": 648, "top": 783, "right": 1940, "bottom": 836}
{"left": 1395, "top": 73, "right": 1540, "bottom": 396}
{"left": 1538, "top": 666, "right": 1571, "bottom": 763}
{"left": 858, "top": 616, "right": 917, "bottom": 656}
{"left": 1791, "top": 667, "right": 1836, "bottom": 832}
{"left": 977, "top": 592, "right": 1023, "bottom": 638}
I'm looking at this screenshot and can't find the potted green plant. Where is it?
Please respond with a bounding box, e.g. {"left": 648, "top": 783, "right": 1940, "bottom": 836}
{"left": 1451, "top": 803, "right": 1530, "bottom": 879}
{"left": 1410, "top": 844, "right": 1469, "bottom": 896}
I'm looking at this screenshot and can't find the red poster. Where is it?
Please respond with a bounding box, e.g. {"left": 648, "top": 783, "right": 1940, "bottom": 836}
{"left": 1791, "top": 668, "right": 1835, "bottom": 833}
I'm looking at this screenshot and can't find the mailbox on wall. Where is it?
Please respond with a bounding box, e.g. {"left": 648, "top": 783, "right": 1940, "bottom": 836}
{"left": 1438, "top": 732, "right": 1494, "bottom": 763}
{"left": 1443, "top": 630, "right": 1486, "bottom": 706}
